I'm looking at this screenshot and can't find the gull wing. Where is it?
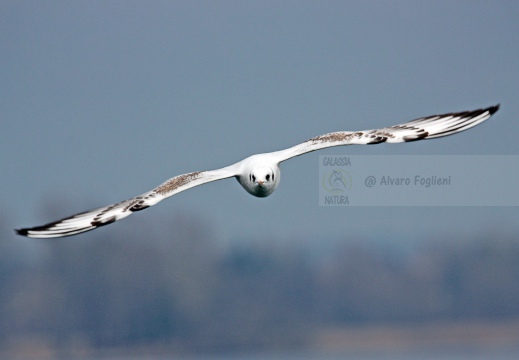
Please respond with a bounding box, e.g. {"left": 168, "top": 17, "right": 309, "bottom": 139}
{"left": 16, "top": 166, "right": 238, "bottom": 238}
{"left": 272, "top": 105, "right": 499, "bottom": 163}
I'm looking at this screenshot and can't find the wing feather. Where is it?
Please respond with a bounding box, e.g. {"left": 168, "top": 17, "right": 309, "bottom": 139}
{"left": 272, "top": 105, "right": 499, "bottom": 162}
{"left": 16, "top": 166, "right": 237, "bottom": 238}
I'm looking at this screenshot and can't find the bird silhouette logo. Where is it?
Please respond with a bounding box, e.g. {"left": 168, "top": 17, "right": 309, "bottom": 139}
{"left": 322, "top": 170, "right": 352, "bottom": 194}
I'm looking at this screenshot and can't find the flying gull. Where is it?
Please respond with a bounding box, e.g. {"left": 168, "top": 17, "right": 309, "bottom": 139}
{"left": 16, "top": 104, "right": 499, "bottom": 238}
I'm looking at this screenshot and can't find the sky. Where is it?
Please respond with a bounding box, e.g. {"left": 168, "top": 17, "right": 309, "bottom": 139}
{"left": 2, "top": 1, "right": 518, "bottom": 247}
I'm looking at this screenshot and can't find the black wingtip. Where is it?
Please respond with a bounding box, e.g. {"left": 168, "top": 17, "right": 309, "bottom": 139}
{"left": 15, "top": 228, "right": 29, "bottom": 237}
{"left": 488, "top": 104, "right": 500, "bottom": 115}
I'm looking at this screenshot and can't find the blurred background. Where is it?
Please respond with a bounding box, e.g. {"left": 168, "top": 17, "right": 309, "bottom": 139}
{"left": 1, "top": 1, "right": 518, "bottom": 359}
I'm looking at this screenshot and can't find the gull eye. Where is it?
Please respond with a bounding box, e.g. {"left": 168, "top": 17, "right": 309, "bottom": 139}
{"left": 252, "top": 175, "right": 256, "bottom": 182}
{"left": 266, "top": 174, "right": 270, "bottom": 181}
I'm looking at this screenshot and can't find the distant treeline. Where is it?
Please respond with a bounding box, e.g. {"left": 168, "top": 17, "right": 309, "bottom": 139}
{"left": 1, "top": 215, "right": 519, "bottom": 353}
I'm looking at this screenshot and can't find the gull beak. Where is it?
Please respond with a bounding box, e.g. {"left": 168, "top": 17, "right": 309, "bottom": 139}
{"left": 258, "top": 180, "right": 264, "bottom": 186}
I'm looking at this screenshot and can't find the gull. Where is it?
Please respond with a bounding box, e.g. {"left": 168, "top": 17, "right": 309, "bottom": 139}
{"left": 16, "top": 104, "right": 499, "bottom": 238}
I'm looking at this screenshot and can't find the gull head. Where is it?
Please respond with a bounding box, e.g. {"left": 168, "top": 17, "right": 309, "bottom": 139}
{"left": 240, "top": 166, "right": 279, "bottom": 198}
